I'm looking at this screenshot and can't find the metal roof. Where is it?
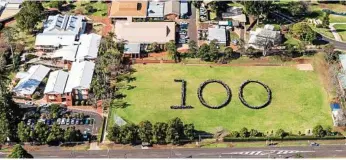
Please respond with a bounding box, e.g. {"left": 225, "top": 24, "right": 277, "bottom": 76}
{"left": 35, "top": 33, "right": 77, "bottom": 47}
{"left": 64, "top": 61, "right": 95, "bottom": 93}
{"left": 164, "top": 0, "right": 180, "bottom": 16}
{"left": 76, "top": 33, "right": 102, "bottom": 60}
{"left": 124, "top": 43, "right": 141, "bottom": 54}
{"left": 44, "top": 70, "right": 69, "bottom": 94}
{"left": 13, "top": 65, "right": 50, "bottom": 95}
{"left": 208, "top": 27, "right": 226, "bottom": 43}
{"left": 147, "top": 2, "right": 164, "bottom": 17}
{"left": 180, "top": 1, "right": 188, "bottom": 16}
{"left": 52, "top": 45, "right": 78, "bottom": 61}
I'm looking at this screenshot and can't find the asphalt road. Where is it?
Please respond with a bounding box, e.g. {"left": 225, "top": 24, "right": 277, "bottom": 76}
{"left": 188, "top": 4, "right": 197, "bottom": 42}
{"left": 3, "top": 145, "right": 345, "bottom": 158}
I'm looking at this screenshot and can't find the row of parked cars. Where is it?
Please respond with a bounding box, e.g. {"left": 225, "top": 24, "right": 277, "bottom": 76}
{"left": 27, "top": 118, "right": 94, "bottom": 126}
{"left": 179, "top": 22, "right": 189, "bottom": 44}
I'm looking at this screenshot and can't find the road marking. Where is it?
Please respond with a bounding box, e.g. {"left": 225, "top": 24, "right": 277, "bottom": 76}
{"left": 100, "top": 155, "right": 107, "bottom": 157}
{"left": 335, "top": 150, "right": 343, "bottom": 152}
{"left": 48, "top": 156, "right": 59, "bottom": 158}
{"left": 76, "top": 156, "right": 85, "bottom": 157}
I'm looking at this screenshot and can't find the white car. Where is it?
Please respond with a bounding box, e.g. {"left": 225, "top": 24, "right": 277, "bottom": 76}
{"left": 25, "top": 101, "right": 34, "bottom": 105}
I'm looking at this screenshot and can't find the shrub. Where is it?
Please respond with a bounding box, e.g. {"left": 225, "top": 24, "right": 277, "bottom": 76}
{"left": 75, "top": 101, "right": 80, "bottom": 106}
{"left": 85, "top": 5, "right": 94, "bottom": 13}
{"left": 32, "top": 93, "right": 39, "bottom": 100}
{"left": 81, "top": 100, "right": 85, "bottom": 106}
{"left": 25, "top": 54, "right": 38, "bottom": 61}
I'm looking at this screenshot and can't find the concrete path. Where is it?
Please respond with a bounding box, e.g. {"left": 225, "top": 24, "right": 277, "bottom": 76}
{"left": 329, "top": 23, "right": 346, "bottom": 42}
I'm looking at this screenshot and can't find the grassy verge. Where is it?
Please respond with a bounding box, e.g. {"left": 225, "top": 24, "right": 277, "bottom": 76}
{"left": 329, "top": 15, "right": 346, "bottom": 23}
{"left": 334, "top": 24, "right": 346, "bottom": 41}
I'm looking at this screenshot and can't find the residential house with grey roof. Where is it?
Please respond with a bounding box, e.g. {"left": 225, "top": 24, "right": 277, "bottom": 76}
{"left": 248, "top": 24, "right": 281, "bottom": 53}
{"left": 208, "top": 27, "right": 227, "bottom": 44}
{"left": 44, "top": 70, "right": 69, "bottom": 103}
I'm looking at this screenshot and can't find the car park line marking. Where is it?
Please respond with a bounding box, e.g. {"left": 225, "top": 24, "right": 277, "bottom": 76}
{"left": 335, "top": 150, "right": 343, "bottom": 152}
{"left": 48, "top": 156, "right": 59, "bottom": 158}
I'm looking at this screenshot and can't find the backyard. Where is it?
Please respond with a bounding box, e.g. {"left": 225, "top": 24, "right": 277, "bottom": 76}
{"left": 110, "top": 64, "right": 332, "bottom": 133}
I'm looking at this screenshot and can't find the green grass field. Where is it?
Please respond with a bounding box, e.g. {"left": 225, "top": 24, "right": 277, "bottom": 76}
{"left": 110, "top": 64, "right": 332, "bottom": 133}
{"left": 334, "top": 24, "right": 346, "bottom": 41}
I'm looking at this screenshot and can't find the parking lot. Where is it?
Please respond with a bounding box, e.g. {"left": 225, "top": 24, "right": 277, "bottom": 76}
{"left": 20, "top": 103, "right": 103, "bottom": 137}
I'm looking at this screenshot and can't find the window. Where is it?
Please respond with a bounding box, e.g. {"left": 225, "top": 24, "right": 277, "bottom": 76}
{"left": 49, "top": 95, "right": 55, "bottom": 100}
{"left": 75, "top": 95, "right": 79, "bottom": 99}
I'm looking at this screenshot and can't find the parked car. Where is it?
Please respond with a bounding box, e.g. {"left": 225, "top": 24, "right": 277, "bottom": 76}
{"left": 57, "top": 118, "right": 61, "bottom": 125}
{"left": 71, "top": 118, "right": 75, "bottom": 125}
{"left": 79, "top": 119, "right": 84, "bottom": 125}
{"left": 46, "top": 119, "right": 52, "bottom": 125}
{"left": 310, "top": 142, "right": 319, "bottom": 146}
{"left": 90, "top": 119, "right": 94, "bottom": 125}
{"left": 75, "top": 119, "right": 80, "bottom": 125}
{"left": 66, "top": 119, "right": 70, "bottom": 125}
{"left": 27, "top": 119, "right": 32, "bottom": 125}
{"left": 85, "top": 118, "right": 90, "bottom": 125}
{"left": 25, "top": 101, "right": 34, "bottom": 105}
{"left": 38, "top": 118, "right": 46, "bottom": 124}
{"left": 61, "top": 118, "right": 66, "bottom": 125}
{"left": 39, "top": 103, "right": 47, "bottom": 107}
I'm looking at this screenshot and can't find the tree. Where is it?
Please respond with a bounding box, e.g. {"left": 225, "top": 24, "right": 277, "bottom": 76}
{"left": 150, "top": 42, "right": 160, "bottom": 53}
{"left": 183, "top": 124, "right": 195, "bottom": 141}
{"left": 64, "top": 126, "right": 80, "bottom": 142}
{"left": 2, "top": 27, "right": 17, "bottom": 67}
{"left": 17, "top": 121, "right": 31, "bottom": 142}
{"left": 230, "top": 131, "right": 240, "bottom": 138}
{"left": 47, "top": 123, "right": 64, "bottom": 145}
{"left": 85, "top": 5, "right": 94, "bottom": 13}
{"left": 208, "top": 40, "right": 219, "bottom": 62}
{"left": 107, "top": 124, "right": 121, "bottom": 143}
{"left": 49, "top": 104, "right": 60, "bottom": 119}
{"left": 249, "top": 129, "right": 259, "bottom": 137}
{"left": 290, "top": 23, "right": 316, "bottom": 43}
{"left": 325, "top": 126, "right": 333, "bottom": 136}
{"left": 275, "top": 129, "right": 287, "bottom": 139}
{"left": 33, "top": 122, "right": 49, "bottom": 144}
{"left": 187, "top": 40, "right": 198, "bottom": 58}
{"left": 15, "top": 1, "right": 43, "bottom": 33}
{"left": 166, "top": 40, "right": 180, "bottom": 62}
{"left": 166, "top": 117, "right": 184, "bottom": 144}
{"left": 191, "top": 0, "right": 202, "bottom": 8}
{"left": 324, "top": 44, "right": 336, "bottom": 63}
{"left": 197, "top": 43, "right": 210, "bottom": 59}
{"left": 239, "top": 127, "right": 249, "bottom": 138}
{"left": 138, "top": 121, "right": 153, "bottom": 144}
{"left": 219, "top": 47, "right": 234, "bottom": 63}
{"left": 288, "top": 2, "right": 307, "bottom": 16}
{"left": 153, "top": 122, "right": 168, "bottom": 144}
{"left": 322, "top": 13, "right": 330, "bottom": 28}
{"left": 243, "top": 1, "right": 273, "bottom": 24}
{"left": 49, "top": 1, "right": 64, "bottom": 10}
{"left": 120, "top": 123, "right": 138, "bottom": 145}
{"left": 0, "top": 112, "right": 10, "bottom": 143}
{"left": 7, "top": 144, "right": 33, "bottom": 158}
{"left": 312, "top": 125, "right": 326, "bottom": 137}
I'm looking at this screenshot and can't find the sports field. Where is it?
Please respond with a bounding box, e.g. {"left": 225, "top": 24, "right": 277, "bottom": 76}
{"left": 111, "top": 64, "right": 332, "bottom": 133}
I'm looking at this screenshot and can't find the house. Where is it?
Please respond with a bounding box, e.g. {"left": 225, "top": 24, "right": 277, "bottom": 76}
{"left": 222, "top": 7, "right": 246, "bottom": 23}
{"left": 115, "top": 21, "right": 176, "bottom": 44}
{"left": 164, "top": 0, "right": 180, "bottom": 20}
{"left": 44, "top": 70, "right": 68, "bottom": 103}
{"left": 0, "top": 0, "right": 23, "bottom": 22}
{"left": 13, "top": 65, "right": 50, "bottom": 98}
{"left": 75, "top": 33, "right": 102, "bottom": 61}
{"left": 51, "top": 45, "right": 79, "bottom": 70}
{"left": 64, "top": 61, "right": 95, "bottom": 106}
{"left": 124, "top": 43, "right": 141, "bottom": 58}
{"left": 208, "top": 27, "right": 227, "bottom": 44}
{"left": 248, "top": 25, "right": 281, "bottom": 50}
{"left": 180, "top": 0, "right": 189, "bottom": 19}
{"left": 147, "top": 1, "right": 164, "bottom": 18}
{"left": 35, "top": 14, "right": 86, "bottom": 51}
{"left": 109, "top": 1, "right": 148, "bottom": 21}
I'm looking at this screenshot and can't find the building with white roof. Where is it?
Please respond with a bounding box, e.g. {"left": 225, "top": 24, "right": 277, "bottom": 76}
{"left": 248, "top": 24, "right": 281, "bottom": 50}
{"left": 147, "top": 2, "right": 164, "bottom": 18}
{"left": 208, "top": 27, "right": 227, "bottom": 44}
{"left": 76, "top": 33, "right": 102, "bottom": 61}
{"left": 35, "top": 14, "right": 86, "bottom": 51}
{"left": 13, "top": 65, "right": 50, "bottom": 98}
{"left": 64, "top": 61, "right": 95, "bottom": 106}
{"left": 44, "top": 70, "right": 68, "bottom": 103}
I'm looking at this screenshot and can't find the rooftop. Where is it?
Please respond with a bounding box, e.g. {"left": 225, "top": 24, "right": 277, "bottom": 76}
{"left": 147, "top": 1, "right": 164, "bottom": 17}
{"left": 124, "top": 43, "right": 141, "bottom": 54}
{"left": 35, "top": 33, "right": 77, "bottom": 47}
{"left": 76, "top": 33, "right": 102, "bottom": 60}
{"left": 208, "top": 27, "right": 226, "bottom": 43}
{"left": 115, "top": 21, "right": 175, "bottom": 44}
{"left": 44, "top": 70, "right": 69, "bottom": 94}
{"left": 109, "top": 1, "right": 148, "bottom": 18}
{"left": 64, "top": 61, "right": 95, "bottom": 93}
{"left": 52, "top": 45, "right": 79, "bottom": 61}
{"left": 13, "top": 65, "right": 50, "bottom": 95}
{"left": 164, "top": 0, "right": 180, "bottom": 16}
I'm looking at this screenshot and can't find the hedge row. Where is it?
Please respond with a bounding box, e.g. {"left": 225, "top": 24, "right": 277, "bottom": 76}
{"left": 322, "top": 9, "right": 346, "bottom": 16}
{"left": 223, "top": 136, "right": 345, "bottom": 142}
